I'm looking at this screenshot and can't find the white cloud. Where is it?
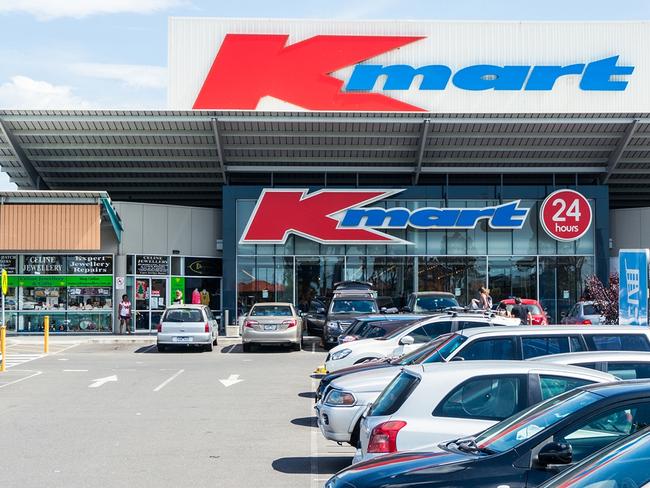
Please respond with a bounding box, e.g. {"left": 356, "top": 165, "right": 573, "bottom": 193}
{"left": 70, "top": 63, "right": 167, "bottom": 89}
{"left": 0, "top": 75, "right": 95, "bottom": 109}
{"left": 0, "top": 171, "right": 17, "bottom": 191}
{"left": 0, "top": 0, "right": 184, "bottom": 20}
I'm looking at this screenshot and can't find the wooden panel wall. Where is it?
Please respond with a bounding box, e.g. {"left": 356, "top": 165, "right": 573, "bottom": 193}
{"left": 0, "top": 204, "right": 101, "bottom": 250}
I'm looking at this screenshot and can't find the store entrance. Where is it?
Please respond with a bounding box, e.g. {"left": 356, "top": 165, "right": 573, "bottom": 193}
{"left": 129, "top": 277, "right": 167, "bottom": 333}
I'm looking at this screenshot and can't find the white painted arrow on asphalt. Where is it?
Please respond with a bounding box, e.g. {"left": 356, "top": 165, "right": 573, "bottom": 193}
{"left": 219, "top": 374, "right": 244, "bottom": 387}
{"left": 89, "top": 375, "right": 118, "bottom": 388}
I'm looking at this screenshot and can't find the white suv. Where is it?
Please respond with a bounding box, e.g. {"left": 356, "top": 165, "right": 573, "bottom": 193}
{"left": 354, "top": 361, "right": 614, "bottom": 463}
{"left": 324, "top": 312, "right": 520, "bottom": 372}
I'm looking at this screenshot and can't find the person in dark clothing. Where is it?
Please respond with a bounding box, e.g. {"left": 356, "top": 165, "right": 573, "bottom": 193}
{"left": 510, "top": 297, "right": 531, "bottom": 325}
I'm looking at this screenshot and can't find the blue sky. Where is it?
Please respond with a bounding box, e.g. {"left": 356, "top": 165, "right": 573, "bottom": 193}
{"left": 0, "top": 0, "right": 649, "bottom": 188}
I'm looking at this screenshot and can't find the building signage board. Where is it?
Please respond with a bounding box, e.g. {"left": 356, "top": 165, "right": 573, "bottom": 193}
{"left": 0, "top": 255, "right": 17, "bottom": 274}
{"left": 22, "top": 255, "right": 65, "bottom": 274}
{"left": 170, "top": 19, "right": 648, "bottom": 113}
{"left": 539, "top": 189, "right": 593, "bottom": 242}
{"left": 241, "top": 188, "right": 594, "bottom": 245}
{"left": 184, "top": 257, "right": 222, "bottom": 277}
{"left": 67, "top": 255, "right": 113, "bottom": 275}
{"left": 619, "top": 249, "right": 649, "bottom": 326}
{"left": 135, "top": 256, "right": 169, "bottom": 276}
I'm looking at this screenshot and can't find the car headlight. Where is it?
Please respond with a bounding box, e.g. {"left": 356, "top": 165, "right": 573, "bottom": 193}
{"left": 325, "top": 389, "right": 356, "bottom": 406}
{"left": 330, "top": 348, "right": 352, "bottom": 360}
{"left": 326, "top": 321, "right": 341, "bottom": 331}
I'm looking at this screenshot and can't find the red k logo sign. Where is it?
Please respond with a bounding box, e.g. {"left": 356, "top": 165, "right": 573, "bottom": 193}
{"left": 193, "top": 34, "right": 425, "bottom": 111}
{"left": 240, "top": 189, "right": 405, "bottom": 244}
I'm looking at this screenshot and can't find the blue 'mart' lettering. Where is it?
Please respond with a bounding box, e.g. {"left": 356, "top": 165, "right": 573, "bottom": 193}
{"left": 338, "top": 201, "right": 530, "bottom": 230}
{"left": 345, "top": 56, "right": 634, "bottom": 92}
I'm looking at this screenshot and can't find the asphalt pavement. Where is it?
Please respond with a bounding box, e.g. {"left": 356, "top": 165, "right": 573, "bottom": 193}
{"left": 0, "top": 340, "right": 354, "bottom": 488}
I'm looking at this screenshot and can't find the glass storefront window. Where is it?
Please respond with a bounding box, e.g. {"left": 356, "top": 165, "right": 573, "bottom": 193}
{"left": 238, "top": 256, "right": 295, "bottom": 315}
{"left": 67, "top": 287, "right": 112, "bottom": 310}
{"left": 539, "top": 256, "right": 594, "bottom": 324}
{"left": 488, "top": 256, "right": 537, "bottom": 303}
{"left": 513, "top": 200, "right": 538, "bottom": 255}
{"left": 66, "top": 313, "right": 112, "bottom": 332}
{"left": 418, "top": 257, "right": 487, "bottom": 307}
{"left": 18, "top": 312, "right": 66, "bottom": 332}
{"left": 21, "top": 286, "right": 67, "bottom": 311}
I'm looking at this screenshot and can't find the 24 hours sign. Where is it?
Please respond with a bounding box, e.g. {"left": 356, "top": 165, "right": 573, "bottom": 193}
{"left": 540, "top": 189, "right": 592, "bottom": 242}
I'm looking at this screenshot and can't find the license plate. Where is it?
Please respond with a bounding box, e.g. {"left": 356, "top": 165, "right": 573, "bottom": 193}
{"left": 173, "top": 336, "right": 192, "bottom": 342}
{"left": 264, "top": 324, "right": 277, "bottom": 331}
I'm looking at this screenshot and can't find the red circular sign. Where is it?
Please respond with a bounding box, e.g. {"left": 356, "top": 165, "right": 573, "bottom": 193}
{"left": 540, "top": 190, "right": 592, "bottom": 242}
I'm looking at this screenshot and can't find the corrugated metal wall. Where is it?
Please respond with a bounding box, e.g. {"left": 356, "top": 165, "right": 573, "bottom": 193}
{"left": 0, "top": 204, "right": 101, "bottom": 250}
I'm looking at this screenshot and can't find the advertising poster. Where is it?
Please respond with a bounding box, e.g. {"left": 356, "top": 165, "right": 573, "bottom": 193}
{"left": 135, "top": 280, "right": 149, "bottom": 300}
{"left": 619, "top": 249, "right": 649, "bottom": 326}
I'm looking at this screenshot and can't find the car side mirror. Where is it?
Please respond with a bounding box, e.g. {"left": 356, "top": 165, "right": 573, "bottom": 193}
{"left": 399, "top": 335, "right": 415, "bottom": 346}
{"left": 400, "top": 306, "right": 411, "bottom": 313}
{"left": 317, "top": 307, "right": 325, "bottom": 315}
{"left": 380, "top": 307, "right": 387, "bottom": 313}
{"left": 450, "top": 356, "right": 465, "bottom": 361}
{"left": 537, "top": 442, "right": 572, "bottom": 468}
{"left": 385, "top": 307, "right": 399, "bottom": 314}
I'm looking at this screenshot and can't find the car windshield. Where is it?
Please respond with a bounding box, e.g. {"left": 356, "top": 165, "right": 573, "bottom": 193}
{"left": 420, "top": 334, "right": 468, "bottom": 363}
{"left": 163, "top": 308, "right": 204, "bottom": 322}
{"left": 540, "top": 430, "right": 650, "bottom": 488}
{"left": 250, "top": 305, "right": 292, "bottom": 316}
{"left": 414, "top": 296, "right": 459, "bottom": 312}
{"left": 395, "top": 333, "right": 457, "bottom": 365}
{"left": 330, "top": 299, "right": 378, "bottom": 314}
{"left": 474, "top": 389, "right": 601, "bottom": 453}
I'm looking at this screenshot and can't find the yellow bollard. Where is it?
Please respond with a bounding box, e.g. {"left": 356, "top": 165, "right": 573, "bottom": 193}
{"left": 0, "top": 325, "right": 6, "bottom": 372}
{"left": 44, "top": 315, "right": 49, "bottom": 354}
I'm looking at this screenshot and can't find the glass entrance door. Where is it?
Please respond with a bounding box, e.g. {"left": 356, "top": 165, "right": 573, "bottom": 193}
{"left": 132, "top": 277, "right": 167, "bottom": 333}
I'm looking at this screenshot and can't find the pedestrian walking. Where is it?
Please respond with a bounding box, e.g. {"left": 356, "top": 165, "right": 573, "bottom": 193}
{"left": 510, "top": 297, "right": 531, "bottom": 325}
{"left": 118, "top": 294, "right": 132, "bottom": 334}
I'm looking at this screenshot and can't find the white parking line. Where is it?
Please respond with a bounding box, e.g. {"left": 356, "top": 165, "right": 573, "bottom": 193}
{"left": 0, "top": 370, "right": 43, "bottom": 389}
{"left": 63, "top": 369, "right": 88, "bottom": 372}
{"left": 153, "top": 369, "right": 184, "bottom": 392}
{"left": 310, "top": 374, "right": 319, "bottom": 488}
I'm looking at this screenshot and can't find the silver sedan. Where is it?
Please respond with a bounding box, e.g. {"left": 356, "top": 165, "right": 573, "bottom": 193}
{"left": 241, "top": 302, "right": 303, "bottom": 352}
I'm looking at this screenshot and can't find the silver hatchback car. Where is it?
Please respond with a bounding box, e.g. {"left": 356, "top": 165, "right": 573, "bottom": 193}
{"left": 242, "top": 302, "right": 302, "bottom": 352}
{"left": 156, "top": 304, "right": 219, "bottom": 352}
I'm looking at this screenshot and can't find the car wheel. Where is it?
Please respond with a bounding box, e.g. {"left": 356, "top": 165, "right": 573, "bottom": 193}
{"left": 205, "top": 342, "right": 214, "bottom": 352}
{"left": 292, "top": 342, "right": 301, "bottom": 352}
{"left": 242, "top": 343, "right": 252, "bottom": 353}
{"left": 157, "top": 344, "right": 166, "bottom": 353}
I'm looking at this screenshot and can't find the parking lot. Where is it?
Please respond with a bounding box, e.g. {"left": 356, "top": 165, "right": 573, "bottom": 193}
{"left": 0, "top": 340, "right": 353, "bottom": 488}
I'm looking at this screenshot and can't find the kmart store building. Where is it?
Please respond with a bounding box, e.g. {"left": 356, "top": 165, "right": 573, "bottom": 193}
{"left": 2, "top": 18, "right": 650, "bottom": 333}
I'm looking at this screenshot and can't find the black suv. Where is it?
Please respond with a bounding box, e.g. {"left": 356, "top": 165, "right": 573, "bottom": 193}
{"left": 401, "top": 291, "right": 460, "bottom": 313}
{"left": 303, "top": 281, "right": 380, "bottom": 349}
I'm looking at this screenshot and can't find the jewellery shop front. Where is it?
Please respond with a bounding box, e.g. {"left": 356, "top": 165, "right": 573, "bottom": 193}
{"left": 2, "top": 254, "right": 114, "bottom": 333}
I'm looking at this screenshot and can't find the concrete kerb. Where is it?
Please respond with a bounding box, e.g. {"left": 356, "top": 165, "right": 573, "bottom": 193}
{"left": 6, "top": 335, "right": 242, "bottom": 346}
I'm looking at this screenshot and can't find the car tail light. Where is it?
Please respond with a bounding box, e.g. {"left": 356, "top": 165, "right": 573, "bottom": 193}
{"left": 244, "top": 319, "right": 258, "bottom": 329}
{"left": 156, "top": 323, "right": 162, "bottom": 333}
{"left": 204, "top": 322, "right": 210, "bottom": 333}
{"left": 582, "top": 319, "right": 592, "bottom": 325}
{"left": 283, "top": 319, "right": 297, "bottom": 328}
{"left": 367, "top": 421, "right": 407, "bottom": 454}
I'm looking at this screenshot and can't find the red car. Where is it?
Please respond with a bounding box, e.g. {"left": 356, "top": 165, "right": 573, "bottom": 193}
{"left": 497, "top": 298, "right": 549, "bottom": 325}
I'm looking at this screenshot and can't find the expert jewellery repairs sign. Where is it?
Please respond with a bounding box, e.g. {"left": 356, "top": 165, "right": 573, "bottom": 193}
{"left": 169, "top": 19, "right": 649, "bottom": 113}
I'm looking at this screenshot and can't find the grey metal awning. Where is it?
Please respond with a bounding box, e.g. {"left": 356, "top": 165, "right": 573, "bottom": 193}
{"left": 1, "top": 110, "right": 650, "bottom": 208}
